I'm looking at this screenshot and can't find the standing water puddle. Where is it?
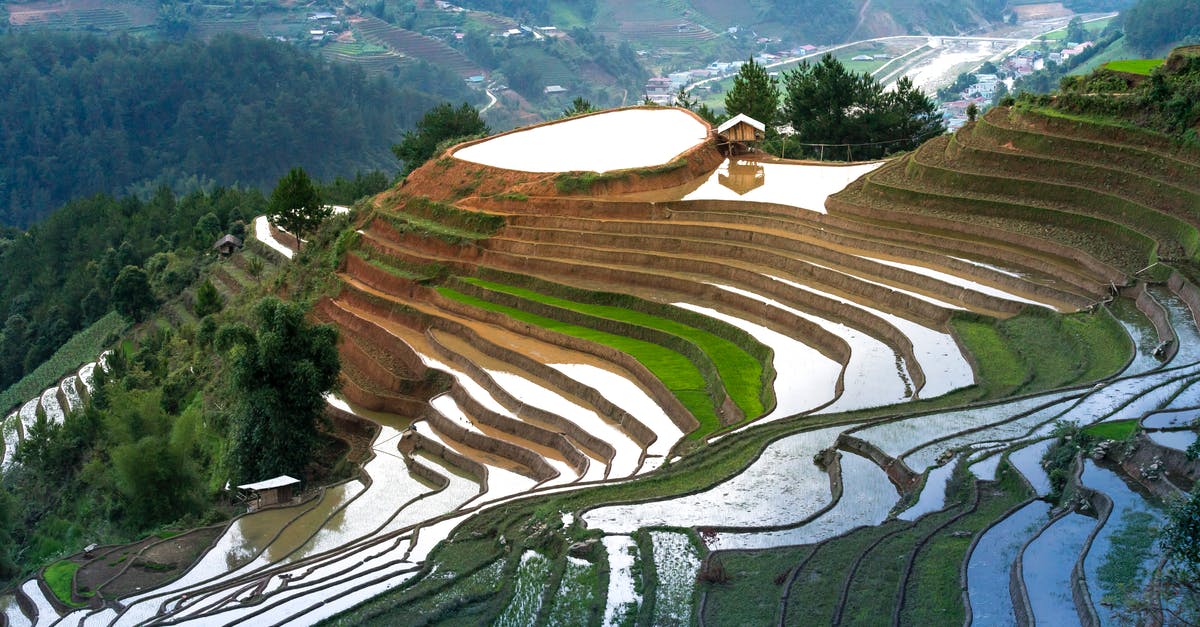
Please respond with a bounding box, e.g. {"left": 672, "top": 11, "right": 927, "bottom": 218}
{"left": 602, "top": 535, "right": 642, "bottom": 626}
{"left": 1081, "top": 461, "right": 1163, "bottom": 625}
{"left": 705, "top": 451, "right": 896, "bottom": 550}
{"left": 1022, "top": 512, "right": 1097, "bottom": 625}
{"left": 679, "top": 160, "right": 883, "bottom": 212}
{"left": 584, "top": 426, "right": 843, "bottom": 533}
{"left": 966, "top": 500, "right": 1052, "bottom": 624}
{"left": 454, "top": 108, "right": 707, "bottom": 173}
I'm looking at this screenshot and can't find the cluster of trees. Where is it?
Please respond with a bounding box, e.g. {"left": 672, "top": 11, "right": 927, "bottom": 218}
{"left": 0, "top": 291, "right": 340, "bottom": 582}
{"left": 722, "top": 55, "right": 945, "bottom": 160}
{"left": 0, "top": 187, "right": 265, "bottom": 392}
{"left": 1052, "top": 44, "right": 1200, "bottom": 139}
{"left": 0, "top": 31, "right": 471, "bottom": 227}
{"left": 392, "top": 102, "right": 490, "bottom": 175}
{"left": 1122, "top": 0, "right": 1200, "bottom": 55}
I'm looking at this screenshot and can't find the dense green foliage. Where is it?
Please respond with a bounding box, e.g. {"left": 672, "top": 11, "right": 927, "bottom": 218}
{"left": 1, "top": 324, "right": 222, "bottom": 581}
{"left": 0, "top": 312, "right": 125, "bottom": 418}
{"left": 780, "top": 55, "right": 945, "bottom": 159}
{"left": 0, "top": 187, "right": 265, "bottom": 398}
{"left": 1051, "top": 45, "right": 1200, "bottom": 140}
{"left": 217, "top": 298, "right": 340, "bottom": 482}
{"left": 724, "top": 58, "right": 781, "bottom": 129}
{"left": 0, "top": 31, "right": 471, "bottom": 227}
{"left": 267, "top": 168, "right": 329, "bottom": 251}
{"left": 1122, "top": 0, "right": 1200, "bottom": 55}
{"left": 560, "top": 97, "right": 598, "bottom": 119}
{"left": 392, "top": 102, "right": 490, "bottom": 175}
{"left": 1160, "top": 485, "right": 1200, "bottom": 621}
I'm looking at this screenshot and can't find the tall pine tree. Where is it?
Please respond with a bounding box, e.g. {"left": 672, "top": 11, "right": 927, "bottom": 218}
{"left": 724, "top": 58, "right": 781, "bottom": 130}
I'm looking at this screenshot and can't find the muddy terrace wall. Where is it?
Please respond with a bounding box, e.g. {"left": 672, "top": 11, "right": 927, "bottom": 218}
{"left": 338, "top": 372, "right": 430, "bottom": 417}
{"left": 1006, "top": 108, "right": 1200, "bottom": 164}
{"left": 856, "top": 162, "right": 1155, "bottom": 275}
{"left": 429, "top": 320, "right": 662, "bottom": 448}
{"left": 501, "top": 208, "right": 1093, "bottom": 307}
{"left": 836, "top": 434, "right": 921, "bottom": 493}
{"left": 357, "top": 233, "right": 476, "bottom": 275}
{"left": 420, "top": 399, "right": 558, "bottom": 482}
{"left": 423, "top": 323, "right": 635, "bottom": 457}
{"left": 445, "top": 383, "right": 592, "bottom": 476}
{"left": 366, "top": 218, "right": 486, "bottom": 263}
{"left": 316, "top": 298, "right": 429, "bottom": 376}
{"left": 1118, "top": 282, "right": 1176, "bottom": 357}
{"left": 908, "top": 136, "right": 1196, "bottom": 259}
{"left": 398, "top": 430, "right": 488, "bottom": 486}
{"left": 824, "top": 191, "right": 1122, "bottom": 290}
{"left": 492, "top": 222, "right": 1034, "bottom": 318}
{"left": 336, "top": 334, "right": 445, "bottom": 400}
{"left": 950, "top": 128, "right": 1200, "bottom": 222}
{"left": 479, "top": 246, "right": 928, "bottom": 394}
{"left": 978, "top": 110, "right": 1200, "bottom": 188}
{"left": 483, "top": 195, "right": 1107, "bottom": 301}
{"left": 424, "top": 289, "right": 698, "bottom": 435}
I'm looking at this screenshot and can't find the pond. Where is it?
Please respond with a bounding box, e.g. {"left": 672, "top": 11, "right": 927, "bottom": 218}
{"left": 453, "top": 108, "right": 709, "bottom": 173}
{"left": 679, "top": 159, "right": 883, "bottom": 212}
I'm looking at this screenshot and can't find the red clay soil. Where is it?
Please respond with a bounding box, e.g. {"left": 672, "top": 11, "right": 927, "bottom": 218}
{"left": 380, "top": 106, "right": 723, "bottom": 206}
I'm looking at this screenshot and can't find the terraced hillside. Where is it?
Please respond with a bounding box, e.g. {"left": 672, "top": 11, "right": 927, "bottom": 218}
{"left": 9, "top": 99, "right": 1200, "bottom": 625}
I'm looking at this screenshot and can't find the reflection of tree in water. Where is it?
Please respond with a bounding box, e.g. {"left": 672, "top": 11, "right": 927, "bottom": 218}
{"left": 718, "top": 160, "right": 765, "bottom": 196}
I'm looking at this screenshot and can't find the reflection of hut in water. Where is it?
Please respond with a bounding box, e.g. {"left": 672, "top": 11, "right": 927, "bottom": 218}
{"left": 237, "top": 475, "right": 301, "bottom": 510}
{"left": 718, "top": 160, "right": 766, "bottom": 195}
{"left": 716, "top": 113, "right": 766, "bottom": 155}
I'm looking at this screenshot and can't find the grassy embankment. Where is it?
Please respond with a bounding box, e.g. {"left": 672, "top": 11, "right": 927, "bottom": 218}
{"left": 43, "top": 560, "right": 86, "bottom": 607}
{"left": 951, "top": 307, "right": 1132, "bottom": 398}
{"left": 0, "top": 311, "right": 126, "bottom": 416}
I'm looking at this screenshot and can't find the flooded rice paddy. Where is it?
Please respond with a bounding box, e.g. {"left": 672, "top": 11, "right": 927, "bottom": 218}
{"left": 679, "top": 160, "right": 883, "bottom": 210}
{"left": 454, "top": 108, "right": 708, "bottom": 173}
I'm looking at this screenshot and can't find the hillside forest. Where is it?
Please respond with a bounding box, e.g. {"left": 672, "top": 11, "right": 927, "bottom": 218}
{"left": 0, "top": 31, "right": 475, "bottom": 228}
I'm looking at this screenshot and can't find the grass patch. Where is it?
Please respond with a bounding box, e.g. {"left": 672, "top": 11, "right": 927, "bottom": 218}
{"left": 43, "top": 560, "right": 85, "bottom": 607}
{"left": 1102, "top": 59, "right": 1164, "bottom": 76}
{"left": 952, "top": 307, "right": 1131, "bottom": 397}
{"left": 544, "top": 555, "right": 600, "bottom": 625}
{"left": 0, "top": 311, "right": 126, "bottom": 416}
{"left": 1083, "top": 419, "right": 1138, "bottom": 440}
{"left": 438, "top": 286, "right": 721, "bottom": 436}
{"left": 461, "top": 278, "right": 765, "bottom": 419}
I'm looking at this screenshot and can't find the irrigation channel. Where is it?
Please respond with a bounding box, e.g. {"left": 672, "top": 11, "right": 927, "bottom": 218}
{"left": 5, "top": 106, "right": 1199, "bottom": 625}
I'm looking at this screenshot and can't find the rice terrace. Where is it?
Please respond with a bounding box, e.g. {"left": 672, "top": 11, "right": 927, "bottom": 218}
{"left": 5, "top": 45, "right": 1200, "bottom": 627}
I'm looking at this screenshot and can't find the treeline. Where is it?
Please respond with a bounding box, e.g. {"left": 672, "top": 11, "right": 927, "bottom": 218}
{"left": 1122, "top": 0, "right": 1200, "bottom": 55}
{"left": 1044, "top": 45, "right": 1200, "bottom": 140}
{"left": 0, "top": 167, "right": 390, "bottom": 399}
{"left": 0, "top": 31, "right": 471, "bottom": 227}
{"left": 0, "top": 188, "right": 264, "bottom": 395}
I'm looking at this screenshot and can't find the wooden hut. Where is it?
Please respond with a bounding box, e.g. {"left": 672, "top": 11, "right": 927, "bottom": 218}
{"left": 213, "top": 234, "right": 243, "bottom": 257}
{"left": 716, "top": 114, "right": 766, "bottom": 154}
{"left": 237, "top": 475, "right": 300, "bottom": 509}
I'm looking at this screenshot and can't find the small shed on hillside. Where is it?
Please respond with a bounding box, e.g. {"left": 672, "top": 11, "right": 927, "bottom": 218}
{"left": 717, "top": 114, "right": 766, "bottom": 154}
{"left": 238, "top": 475, "right": 301, "bottom": 509}
{"left": 213, "top": 234, "right": 243, "bottom": 257}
